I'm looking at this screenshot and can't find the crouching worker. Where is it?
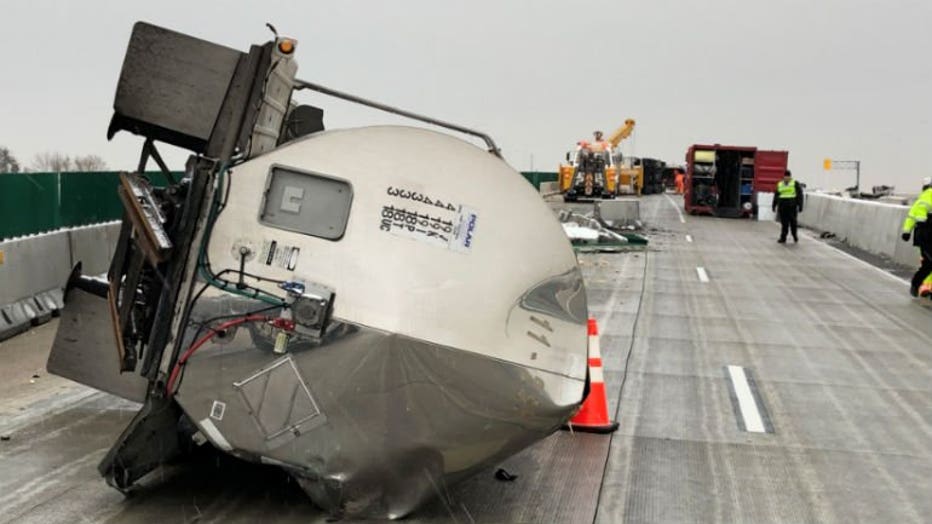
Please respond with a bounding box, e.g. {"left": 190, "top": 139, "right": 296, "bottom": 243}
{"left": 901, "top": 177, "right": 932, "bottom": 297}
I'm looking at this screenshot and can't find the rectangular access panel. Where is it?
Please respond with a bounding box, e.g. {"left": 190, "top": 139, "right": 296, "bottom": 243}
{"left": 259, "top": 166, "right": 354, "bottom": 241}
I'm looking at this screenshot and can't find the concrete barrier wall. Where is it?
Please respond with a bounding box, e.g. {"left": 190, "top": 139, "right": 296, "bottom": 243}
{"left": 0, "top": 221, "right": 120, "bottom": 341}
{"left": 539, "top": 181, "right": 560, "bottom": 196}
{"left": 0, "top": 231, "right": 71, "bottom": 307}
{"left": 799, "top": 193, "right": 917, "bottom": 267}
{"left": 67, "top": 222, "right": 122, "bottom": 278}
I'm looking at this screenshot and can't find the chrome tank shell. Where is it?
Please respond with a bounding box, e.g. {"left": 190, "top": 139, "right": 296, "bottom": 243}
{"left": 176, "top": 126, "right": 587, "bottom": 518}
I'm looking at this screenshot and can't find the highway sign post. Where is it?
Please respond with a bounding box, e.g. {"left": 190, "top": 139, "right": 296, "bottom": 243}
{"left": 823, "top": 158, "right": 860, "bottom": 194}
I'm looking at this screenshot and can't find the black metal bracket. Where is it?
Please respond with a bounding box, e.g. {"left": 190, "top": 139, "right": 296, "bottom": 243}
{"left": 137, "top": 139, "right": 177, "bottom": 184}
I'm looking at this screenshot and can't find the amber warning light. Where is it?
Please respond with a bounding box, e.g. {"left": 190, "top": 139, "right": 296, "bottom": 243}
{"left": 278, "top": 39, "right": 295, "bottom": 54}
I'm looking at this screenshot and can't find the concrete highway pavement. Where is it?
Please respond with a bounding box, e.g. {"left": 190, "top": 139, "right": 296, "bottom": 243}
{"left": 597, "top": 193, "right": 932, "bottom": 523}
{"left": 1, "top": 193, "right": 930, "bottom": 523}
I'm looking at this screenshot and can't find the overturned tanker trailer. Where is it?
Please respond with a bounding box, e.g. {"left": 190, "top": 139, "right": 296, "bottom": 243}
{"left": 46, "top": 22, "right": 589, "bottom": 519}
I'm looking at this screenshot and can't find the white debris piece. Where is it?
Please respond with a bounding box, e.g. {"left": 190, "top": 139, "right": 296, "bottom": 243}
{"left": 561, "top": 224, "right": 600, "bottom": 242}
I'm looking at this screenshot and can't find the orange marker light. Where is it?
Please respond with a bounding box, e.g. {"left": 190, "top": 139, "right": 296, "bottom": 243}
{"left": 278, "top": 39, "right": 295, "bottom": 54}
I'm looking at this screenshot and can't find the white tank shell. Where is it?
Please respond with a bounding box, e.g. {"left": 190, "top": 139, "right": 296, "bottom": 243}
{"left": 207, "top": 126, "right": 587, "bottom": 400}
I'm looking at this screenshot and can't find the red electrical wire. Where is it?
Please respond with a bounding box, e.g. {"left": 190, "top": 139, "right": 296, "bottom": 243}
{"left": 166, "top": 314, "right": 271, "bottom": 396}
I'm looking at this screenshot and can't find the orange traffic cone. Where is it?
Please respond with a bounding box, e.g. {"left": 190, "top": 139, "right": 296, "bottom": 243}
{"left": 564, "top": 318, "right": 619, "bottom": 433}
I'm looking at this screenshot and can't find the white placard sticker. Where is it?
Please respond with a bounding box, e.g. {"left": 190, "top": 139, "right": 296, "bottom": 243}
{"left": 260, "top": 239, "right": 301, "bottom": 270}
{"left": 450, "top": 206, "right": 478, "bottom": 252}
{"left": 378, "top": 188, "right": 478, "bottom": 253}
{"left": 210, "top": 400, "right": 226, "bottom": 421}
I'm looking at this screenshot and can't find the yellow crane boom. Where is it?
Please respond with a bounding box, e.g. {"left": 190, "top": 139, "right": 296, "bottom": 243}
{"left": 607, "top": 119, "right": 636, "bottom": 149}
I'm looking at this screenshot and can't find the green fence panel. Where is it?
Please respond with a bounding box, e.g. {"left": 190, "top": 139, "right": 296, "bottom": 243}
{"left": 0, "top": 171, "right": 179, "bottom": 240}
{"left": 520, "top": 171, "right": 559, "bottom": 190}
{"left": 59, "top": 172, "right": 123, "bottom": 228}
{"left": 0, "top": 173, "right": 61, "bottom": 239}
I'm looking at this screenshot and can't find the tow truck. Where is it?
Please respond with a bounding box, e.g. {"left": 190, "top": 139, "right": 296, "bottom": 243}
{"left": 559, "top": 119, "right": 636, "bottom": 201}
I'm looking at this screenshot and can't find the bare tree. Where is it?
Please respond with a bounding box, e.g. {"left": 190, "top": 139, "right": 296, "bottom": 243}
{"left": 32, "top": 151, "right": 74, "bottom": 172}
{"left": 73, "top": 154, "right": 108, "bottom": 171}
{"left": 0, "top": 146, "right": 20, "bottom": 173}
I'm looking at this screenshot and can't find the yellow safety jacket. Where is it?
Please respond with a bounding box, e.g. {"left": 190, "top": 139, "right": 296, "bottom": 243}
{"left": 776, "top": 179, "right": 797, "bottom": 199}
{"left": 902, "top": 188, "right": 932, "bottom": 233}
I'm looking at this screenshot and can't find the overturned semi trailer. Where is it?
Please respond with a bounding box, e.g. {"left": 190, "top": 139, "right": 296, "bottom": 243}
{"left": 46, "top": 22, "right": 589, "bottom": 519}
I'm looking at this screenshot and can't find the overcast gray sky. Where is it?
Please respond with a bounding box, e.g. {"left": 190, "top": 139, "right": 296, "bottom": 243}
{"left": 2, "top": 1, "right": 930, "bottom": 190}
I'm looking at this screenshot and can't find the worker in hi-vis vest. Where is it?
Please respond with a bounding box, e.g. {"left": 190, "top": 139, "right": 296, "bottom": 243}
{"left": 772, "top": 170, "right": 804, "bottom": 243}
{"left": 900, "top": 177, "right": 932, "bottom": 297}
{"left": 674, "top": 168, "right": 685, "bottom": 195}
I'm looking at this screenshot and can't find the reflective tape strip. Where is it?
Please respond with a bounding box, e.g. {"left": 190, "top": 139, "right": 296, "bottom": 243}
{"left": 589, "top": 365, "right": 604, "bottom": 383}
{"left": 588, "top": 334, "right": 601, "bottom": 358}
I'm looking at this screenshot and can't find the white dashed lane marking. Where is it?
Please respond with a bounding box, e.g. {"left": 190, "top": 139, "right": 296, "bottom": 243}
{"left": 726, "top": 365, "right": 767, "bottom": 433}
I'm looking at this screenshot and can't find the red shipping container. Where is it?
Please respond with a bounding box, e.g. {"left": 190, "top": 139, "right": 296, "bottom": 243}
{"left": 684, "top": 144, "right": 788, "bottom": 218}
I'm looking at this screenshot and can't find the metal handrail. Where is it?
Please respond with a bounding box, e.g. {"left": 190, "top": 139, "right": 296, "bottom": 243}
{"left": 294, "top": 78, "right": 503, "bottom": 158}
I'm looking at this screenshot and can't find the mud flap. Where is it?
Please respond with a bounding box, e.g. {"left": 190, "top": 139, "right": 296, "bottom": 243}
{"left": 46, "top": 286, "right": 148, "bottom": 403}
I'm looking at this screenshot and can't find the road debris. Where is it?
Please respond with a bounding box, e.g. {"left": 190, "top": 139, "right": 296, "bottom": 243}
{"left": 558, "top": 209, "right": 648, "bottom": 252}
{"left": 494, "top": 468, "right": 518, "bottom": 482}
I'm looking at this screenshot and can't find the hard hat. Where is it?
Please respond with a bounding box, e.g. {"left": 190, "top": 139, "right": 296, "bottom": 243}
{"left": 923, "top": 176, "right": 931, "bottom": 187}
